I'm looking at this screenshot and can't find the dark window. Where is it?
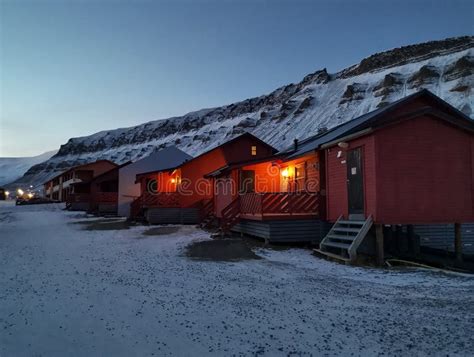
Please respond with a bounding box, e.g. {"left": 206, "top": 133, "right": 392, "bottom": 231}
{"left": 239, "top": 170, "right": 255, "bottom": 193}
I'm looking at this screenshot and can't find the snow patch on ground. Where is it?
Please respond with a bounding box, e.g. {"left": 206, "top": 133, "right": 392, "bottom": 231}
{"left": 1, "top": 202, "right": 473, "bottom": 356}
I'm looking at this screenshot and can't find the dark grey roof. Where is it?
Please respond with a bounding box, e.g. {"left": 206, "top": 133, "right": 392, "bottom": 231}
{"left": 280, "top": 89, "right": 473, "bottom": 160}
{"left": 130, "top": 146, "right": 193, "bottom": 178}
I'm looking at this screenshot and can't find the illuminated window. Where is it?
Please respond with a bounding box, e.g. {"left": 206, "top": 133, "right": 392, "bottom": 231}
{"left": 295, "top": 163, "right": 306, "bottom": 191}
{"left": 251, "top": 146, "right": 257, "bottom": 156}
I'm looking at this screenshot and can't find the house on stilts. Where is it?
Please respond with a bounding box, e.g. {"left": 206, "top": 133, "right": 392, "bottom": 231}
{"left": 207, "top": 90, "right": 474, "bottom": 264}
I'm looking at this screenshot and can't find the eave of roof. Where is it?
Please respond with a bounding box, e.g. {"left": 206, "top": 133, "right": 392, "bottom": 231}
{"left": 43, "top": 159, "right": 118, "bottom": 185}
{"left": 203, "top": 155, "right": 285, "bottom": 178}
{"left": 135, "top": 165, "right": 180, "bottom": 180}
{"left": 89, "top": 161, "right": 131, "bottom": 182}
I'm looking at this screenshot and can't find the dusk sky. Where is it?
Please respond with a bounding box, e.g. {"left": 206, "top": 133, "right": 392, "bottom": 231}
{"left": 1, "top": 0, "right": 472, "bottom": 157}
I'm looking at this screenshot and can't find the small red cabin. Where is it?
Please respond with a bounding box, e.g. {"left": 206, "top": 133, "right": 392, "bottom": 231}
{"left": 86, "top": 163, "right": 132, "bottom": 214}
{"left": 133, "top": 133, "right": 277, "bottom": 223}
{"left": 323, "top": 90, "right": 474, "bottom": 224}
{"left": 44, "top": 160, "right": 117, "bottom": 209}
{"left": 205, "top": 149, "right": 326, "bottom": 237}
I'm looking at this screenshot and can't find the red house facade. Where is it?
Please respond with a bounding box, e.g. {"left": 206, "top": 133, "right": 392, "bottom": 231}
{"left": 205, "top": 149, "right": 325, "bottom": 236}
{"left": 86, "top": 163, "right": 133, "bottom": 214}
{"left": 44, "top": 160, "right": 117, "bottom": 208}
{"left": 323, "top": 92, "right": 474, "bottom": 224}
{"left": 133, "top": 133, "right": 277, "bottom": 223}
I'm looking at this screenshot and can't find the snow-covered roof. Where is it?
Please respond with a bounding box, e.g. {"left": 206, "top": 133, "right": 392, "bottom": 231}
{"left": 124, "top": 146, "right": 193, "bottom": 178}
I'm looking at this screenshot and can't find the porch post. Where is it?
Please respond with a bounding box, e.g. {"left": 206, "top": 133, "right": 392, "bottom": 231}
{"left": 407, "top": 224, "right": 419, "bottom": 256}
{"left": 454, "top": 223, "right": 462, "bottom": 263}
{"left": 375, "top": 224, "right": 384, "bottom": 266}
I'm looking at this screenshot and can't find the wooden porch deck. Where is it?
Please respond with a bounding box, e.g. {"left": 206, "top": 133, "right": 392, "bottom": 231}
{"left": 221, "top": 192, "right": 323, "bottom": 232}
{"left": 239, "top": 192, "right": 321, "bottom": 220}
{"left": 239, "top": 212, "right": 317, "bottom": 221}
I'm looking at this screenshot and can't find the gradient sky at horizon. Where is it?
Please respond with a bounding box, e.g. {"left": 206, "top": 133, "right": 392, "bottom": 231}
{"left": 1, "top": 0, "right": 472, "bottom": 157}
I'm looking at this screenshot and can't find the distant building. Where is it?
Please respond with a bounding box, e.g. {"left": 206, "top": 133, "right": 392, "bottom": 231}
{"left": 43, "top": 160, "right": 117, "bottom": 205}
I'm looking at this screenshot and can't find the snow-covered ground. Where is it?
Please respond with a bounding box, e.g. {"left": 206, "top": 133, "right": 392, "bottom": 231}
{"left": 1, "top": 202, "right": 473, "bottom": 356}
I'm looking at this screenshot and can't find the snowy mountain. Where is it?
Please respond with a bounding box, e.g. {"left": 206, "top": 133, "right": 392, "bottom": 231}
{"left": 0, "top": 150, "right": 57, "bottom": 187}
{"left": 13, "top": 36, "right": 474, "bottom": 187}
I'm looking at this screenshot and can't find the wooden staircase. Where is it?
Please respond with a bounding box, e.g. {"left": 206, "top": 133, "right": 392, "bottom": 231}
{"left": 199, "top": 198, "right": 217, "bottom": 229}
{"left": 130, "top": 195, "right": 145, "bottom": 221}
{"left": 220, "top": 196, "right": 241, "bottom": 236}
{"left": 314, "top": 215, "right": 373, "bottom": 263}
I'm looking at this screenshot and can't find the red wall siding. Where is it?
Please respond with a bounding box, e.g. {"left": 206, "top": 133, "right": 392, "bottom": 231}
{"left": 279, "top": 153, "right": 319, "bottom": 192}
{"left": 326, "top": 136, "right": 376, "bottom": 222}
{"left": 88, "top": 161, "right": 117, "bottom": 177}
{"left": 179, "top": 135, "right": 277, "bottom": 207}
{"left": 180, "top": 149, "right": 227, "bottom": 207}
{"left": 90, "top": 168, "right": 118, "bottom": 202}
{"left": 375, "top": 115, "right": 474, "bottom": 223}
{"left": 221, "top": 136, "right": 275, "bottom": 163}
{"left": 243, "top": 161, "right": 281, "bottom": 193}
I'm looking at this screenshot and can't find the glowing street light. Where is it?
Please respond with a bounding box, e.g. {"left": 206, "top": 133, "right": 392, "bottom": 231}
{"left": 17, "top": 188, "right": 24, "bottom": 196}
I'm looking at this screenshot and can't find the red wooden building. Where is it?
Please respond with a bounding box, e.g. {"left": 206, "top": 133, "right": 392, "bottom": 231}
{"left": 316, "top": 90, "right": 474, "bottom": 263}
{"left": 133, "top": 133, "right": 277, "bottom": 223}
{"left": 82, "top": 162, "right": 132, "bottom": 214}
{"left": 204, "top": 149, "right": 325, "bottom": 238}
{"left": 43, "top": 160, "right": 117, "bottom": 209}
{"left": 205, "top": 90, "right": 474, "bottom": 263}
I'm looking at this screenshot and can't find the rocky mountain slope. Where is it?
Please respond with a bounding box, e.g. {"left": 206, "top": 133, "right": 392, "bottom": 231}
{"left": 12, "top": 36, "right": 474, "bottom": 188}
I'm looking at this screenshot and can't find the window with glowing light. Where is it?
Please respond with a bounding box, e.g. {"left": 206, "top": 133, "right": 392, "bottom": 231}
{"left": 295, "top": 163, "right": 306, "bottom": 192}
{"left": 251, "top": 146, "right": 257, "bottom": 156}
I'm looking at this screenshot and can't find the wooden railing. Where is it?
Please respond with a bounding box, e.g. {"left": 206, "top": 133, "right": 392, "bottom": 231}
{"left": 142, "top": 192, "right": 181, "bottom": 207}
{"left": 240, "top": 192, "right": 320, "bottom": 216}
{"left": 200, "top": 198, "right": 214, "bottom": 219}
{"left": 221, "top": 196, "right": 241, "bottom": 233}
{"left": 130, "top": 196, "right": 143, "bottom": 220}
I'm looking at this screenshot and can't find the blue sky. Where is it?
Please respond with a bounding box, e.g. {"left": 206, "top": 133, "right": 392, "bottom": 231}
{"left": 1, "top": 0, "right": 472, "bottom": 157}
